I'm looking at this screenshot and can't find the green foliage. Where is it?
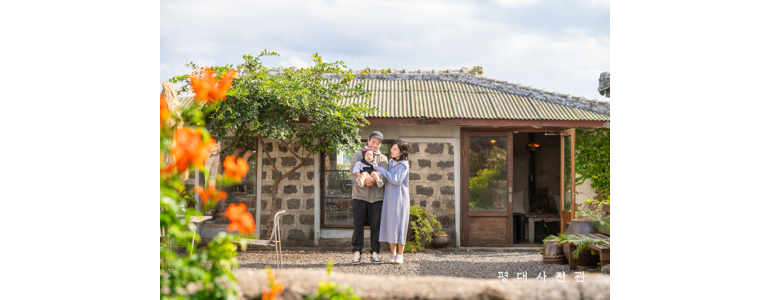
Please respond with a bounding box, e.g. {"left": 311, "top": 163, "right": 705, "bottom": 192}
{"left": 409, "top": 205, "right": 442, "bottom": 249}
{"left": 304, "top": 259, "right": 361, "bottom": 300}
{"left": 468, "top": 168, "right": 501, "bottom": 210}
{"left": 543, "top": 233, "right": 609, "bottom": 259}
{"left": 576, "top": 206, "right": 610, "bottom": 235}
{"left": 403, "top": 241, "right": 423, "bottom": 254}
{"left": 161, "top": 90, "right": 245, "bottom": 299}
{"left": 575, "top": 128, "right": 610, "bottom": 199}
{"left": 176, "top": 51, "right": 378, "bottom": 158}
{"left": 540, "top": 219, "right": 549, "bottom": 236}
{"left": 468, "top": 145, "right": 507, "bottom": 210}
{"left": 174, "top": 51, "right": 380, "bottom": 234}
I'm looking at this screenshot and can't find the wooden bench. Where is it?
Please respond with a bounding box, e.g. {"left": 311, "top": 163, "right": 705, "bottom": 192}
{"left": 564, "top": 233, "right": 610, "bottom": 270}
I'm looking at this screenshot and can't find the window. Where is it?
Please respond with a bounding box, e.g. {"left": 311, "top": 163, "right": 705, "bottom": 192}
{"left": 203, "top": 143, "right": 258, "bottom": 226}
{"left": 321, "top": 140, "right": 392, "bottom": 228}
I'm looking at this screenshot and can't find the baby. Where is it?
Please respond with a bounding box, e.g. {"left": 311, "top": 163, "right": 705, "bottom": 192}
{"left": 353, "top": 146, "right": 384, "bottom": 188}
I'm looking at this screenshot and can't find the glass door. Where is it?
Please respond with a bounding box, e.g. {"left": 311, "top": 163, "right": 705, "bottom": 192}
{"left": 462, "top": 131, "right": 514, "bottom": 246}
{"left": 560, "top": 129, "right": 576, "bottom": 233}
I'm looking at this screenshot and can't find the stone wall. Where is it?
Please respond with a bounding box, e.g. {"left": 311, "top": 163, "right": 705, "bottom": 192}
{"left": 259, "top": 140, "right": 316, "bottom": 247}
{"left": 407, "top": 142, "right": 456, "bottom": 245}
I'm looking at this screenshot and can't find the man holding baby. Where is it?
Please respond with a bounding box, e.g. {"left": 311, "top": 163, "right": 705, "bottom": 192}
{"left": 349, "top": 131, "right": 389, "bottom": 264}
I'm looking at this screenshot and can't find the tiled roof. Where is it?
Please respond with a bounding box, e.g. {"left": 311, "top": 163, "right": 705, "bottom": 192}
{"left": 176, "top": 68, "right": 611, "bottom": 122}
{"left": 335, "top": 79, "right": 609, "bottom": 121}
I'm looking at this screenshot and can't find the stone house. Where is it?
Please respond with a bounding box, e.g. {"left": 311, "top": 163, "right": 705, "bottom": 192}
{"left": 191, "top": 68, "right": 610, "bottom": 248}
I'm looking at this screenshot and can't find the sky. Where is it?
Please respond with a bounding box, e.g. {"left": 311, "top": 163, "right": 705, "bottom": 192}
{"left": 160, "top": 0, "right": 609, "bottom": 100}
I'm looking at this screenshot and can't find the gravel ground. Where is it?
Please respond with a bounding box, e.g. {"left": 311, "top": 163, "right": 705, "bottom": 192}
{"left": 235, "top": 248, "right": 599, "bottom": 280}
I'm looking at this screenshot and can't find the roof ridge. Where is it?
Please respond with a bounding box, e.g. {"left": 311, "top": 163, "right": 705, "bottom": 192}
{"left": 177, "top": 67, "right": 610, "bottom": 117}
{"left": 315, "top": 69, "right": 609, "bottom": 117}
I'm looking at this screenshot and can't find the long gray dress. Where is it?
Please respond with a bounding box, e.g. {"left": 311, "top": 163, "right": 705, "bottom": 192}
{"left": 378, "top": 159, "right": 410, "bottom": 245}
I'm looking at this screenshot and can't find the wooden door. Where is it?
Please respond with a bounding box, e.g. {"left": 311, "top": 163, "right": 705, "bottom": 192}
{"left": 462, "top": 131, "right": 514, "bottom": 246}
{"left": 560, "top": 129, "right": 576, "bottom": 233}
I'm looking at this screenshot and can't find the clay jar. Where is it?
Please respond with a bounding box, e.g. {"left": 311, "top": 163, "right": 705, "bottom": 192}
{"left": 432, "top": 233, "right": 449, "bottom": 248}
{"left": 543, "top": 240, "right": 568, "bottom": 264}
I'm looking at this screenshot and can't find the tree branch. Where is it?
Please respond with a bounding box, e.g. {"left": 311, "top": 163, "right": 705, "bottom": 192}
{"left": 280, "top": 139, "right": 302, "bottom": 160}
{"left": 278, "top": 149, "right": 312, "bottom": 181}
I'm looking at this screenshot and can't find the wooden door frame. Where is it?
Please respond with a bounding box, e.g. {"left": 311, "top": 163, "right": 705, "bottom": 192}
{"left": 460, "top": 130, "right": 516, "bottom": 247}
{"left": 559, "top": 128, "right": 576, "bottom": 233}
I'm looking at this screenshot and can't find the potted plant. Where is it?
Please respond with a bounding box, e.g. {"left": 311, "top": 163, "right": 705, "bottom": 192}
{"left": 432, "top": 231, "right": 449, "bottom": 248}
{"left": 408, "top": 205, "right": 442, "bottom": 250}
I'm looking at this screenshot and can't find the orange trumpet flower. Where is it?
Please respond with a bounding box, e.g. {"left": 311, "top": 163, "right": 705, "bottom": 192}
{"left": 223, "top": 155, "right": 249, "bottom": 181}
{"left": 194, "top": 180, "right": 228, "bottom": 207}
{"left": 189, "top": 67, "right": 237, "bottom": 104}
{"left": 160, "top": 96, "right": 169, "bottom": 129}
{"left": 262, "top": 267, "right": 284, "bottom": 300}
{"left": 226, "top": 203, "right": 256, "bottom": 234}
{"left": 162, "top": 127, "right": 218, "bottom": 174}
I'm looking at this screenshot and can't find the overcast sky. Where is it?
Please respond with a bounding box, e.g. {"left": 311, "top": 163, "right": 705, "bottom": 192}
{"left": 160, "top": 0, "right": 609, "bottom": 100}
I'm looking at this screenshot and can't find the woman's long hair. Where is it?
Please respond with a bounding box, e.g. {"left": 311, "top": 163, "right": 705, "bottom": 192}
{"left": 393, "top": 139, "right": 409, "bottom": 161}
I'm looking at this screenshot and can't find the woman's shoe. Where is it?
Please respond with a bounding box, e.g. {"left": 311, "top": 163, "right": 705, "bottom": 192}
{"left": 395, "top": 255, "right": 404, "bottom": 264}
{"left": 389, "top": 254, "right": 397, "bottom": 264}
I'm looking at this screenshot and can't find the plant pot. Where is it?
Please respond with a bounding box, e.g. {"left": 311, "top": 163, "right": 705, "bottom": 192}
{"left": 542, "top": 240, "right": 568, "bottom": 264}
{"left": 565, "top": 219, "right": 600, "bottom": 235}
{"left": 563, "top": 243, "right": 600, "bottom": 268}
{"left": 432, "top": 234, "right": 449, "bottom": 248}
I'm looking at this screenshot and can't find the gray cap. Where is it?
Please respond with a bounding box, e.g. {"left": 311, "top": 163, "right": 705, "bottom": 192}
{"left": 369, "top": 131, "right": 384, "bottom": 141}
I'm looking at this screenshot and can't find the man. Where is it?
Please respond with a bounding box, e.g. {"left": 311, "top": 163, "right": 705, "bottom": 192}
{"left": 350, "top": 131, "right": 389, "bottom": 265}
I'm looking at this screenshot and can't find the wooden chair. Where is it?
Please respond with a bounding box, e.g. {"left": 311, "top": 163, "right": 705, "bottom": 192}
{"left": 234, "top": 210, "right": 287, "bottom": 269}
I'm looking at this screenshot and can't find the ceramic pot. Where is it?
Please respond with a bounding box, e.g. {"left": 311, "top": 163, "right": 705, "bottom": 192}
{"left": 543, "top": 240, "right": 568, "bottom": 264}
{"left": 565, "top": 219, "right": 600, "bottom": 235}
{"left": 432, "top": 234, "right": 449, "bottom": 248}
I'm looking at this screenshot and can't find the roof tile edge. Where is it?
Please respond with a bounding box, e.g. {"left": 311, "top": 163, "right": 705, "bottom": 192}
{"left": 313, "top": 68, "right": 609, "bottom": 117}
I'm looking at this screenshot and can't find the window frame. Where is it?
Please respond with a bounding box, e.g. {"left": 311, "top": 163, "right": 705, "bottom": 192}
{"left": 320, "top": 139, "right": 395, "bottom": 229}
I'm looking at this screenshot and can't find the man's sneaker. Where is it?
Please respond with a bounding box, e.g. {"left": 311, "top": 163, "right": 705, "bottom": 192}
{"left": 371, "top": 252, "right": 383, "bottom": 264}
{"left": 355, "top": 177, "right": 364, "bottom": 187}
{"left": 395, "top": 254, "right": 404, "bottom": 264}
{"left": 352, "top": 251, "right": 361, "bottom": 265}
{"left": 389, "top": 254, "right": 397, "bottom": 264}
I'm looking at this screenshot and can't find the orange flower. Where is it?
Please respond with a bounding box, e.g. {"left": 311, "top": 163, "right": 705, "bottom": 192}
{"left": 194, "top": 180, "right": 228, "bottom": 206}
{"left": 189, "top": 67, "right": 237, "bottom": 104}
{"left": 162, "top": 127, "right": 218, "bottom": 174}
{"left": 226, "top": 203, "right": 255, "bottom": 234}
{"left": 262, "top": 281, "right": 283, "bottom": 300}
{"left": 160, "top": 96, "right": 169, "bottom": 129}
{"left": 262, "top": 267, "right": 284, "bottom": 300}
{"left": 223, "top": 155, "right": 249, "bottom": 181}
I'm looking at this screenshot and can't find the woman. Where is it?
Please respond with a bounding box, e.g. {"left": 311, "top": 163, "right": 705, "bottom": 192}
{"left": 377, "top": 140, "right": 410, "bottom": 264}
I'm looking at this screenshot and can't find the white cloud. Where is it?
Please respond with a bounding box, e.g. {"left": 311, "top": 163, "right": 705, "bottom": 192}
{"left": 492, "top": 0, "right": 540, "bottom": 8}
{"left": 161, "top": 0, "right": 609, "bottom": 99}
{"left": 585, "top": 0, "right": 610, "bottom": 8}
{"left": 280, "top": 56, "right": 311, "bottom": 68}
